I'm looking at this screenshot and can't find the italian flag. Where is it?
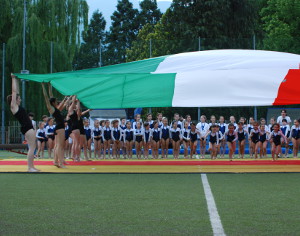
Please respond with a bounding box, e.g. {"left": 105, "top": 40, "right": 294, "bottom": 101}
{"left": 17, "top": 49, "right": 300, "bottom": 108}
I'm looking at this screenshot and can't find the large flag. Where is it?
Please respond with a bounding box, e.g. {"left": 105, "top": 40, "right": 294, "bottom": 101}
{"left": 16, "top": 50, "right": 300, "bottom": 109}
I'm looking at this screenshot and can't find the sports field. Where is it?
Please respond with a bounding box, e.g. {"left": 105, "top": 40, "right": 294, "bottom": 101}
{"left": 0, "top": 173, "right": 299, "bottom": 236}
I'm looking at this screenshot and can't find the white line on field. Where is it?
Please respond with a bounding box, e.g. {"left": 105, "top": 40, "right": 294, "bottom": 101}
{"left": 201, "top": 174, "right": 226, "bottom": 236}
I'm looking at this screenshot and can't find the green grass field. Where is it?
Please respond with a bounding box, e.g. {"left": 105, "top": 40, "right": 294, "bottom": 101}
{"left": 0, "top": 173, "right": 299, "bottom": 236}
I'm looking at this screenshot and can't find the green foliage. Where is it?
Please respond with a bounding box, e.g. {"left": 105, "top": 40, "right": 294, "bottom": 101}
{"left": 127, "top": 0, "right": 262, "bottom": 62}
{"left": 138, "top": 0, "right": 162, "bottom": 28}
{"left": 261, "top": 0, "right": 300, "bottom": 53}
{"left": 73, "top": 10, "right": 106, "bottom": 70}
{"left": 0, "top": 0, "right": 88, "bottom": 123}
{"left": 105, "top": 0, "right": 139, "bottom": 65}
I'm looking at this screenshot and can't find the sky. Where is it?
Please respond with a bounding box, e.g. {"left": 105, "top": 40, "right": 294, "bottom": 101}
{"left": 86, "top": 0, "right": 173, "bottom": 29}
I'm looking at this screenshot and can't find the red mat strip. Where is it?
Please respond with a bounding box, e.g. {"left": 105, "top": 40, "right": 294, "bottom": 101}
{"left": 1, "top": 160, "right": 300, "bottom": 166}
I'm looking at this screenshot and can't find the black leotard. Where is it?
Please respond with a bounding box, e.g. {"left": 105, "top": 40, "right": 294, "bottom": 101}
{"left": 53, "top": 108, "right": 64, "bottom": 130}
{"left": 14, "top": 106, "right": 33, "bottom": 135}
{"left": 238, "top": 130, "right": 246, "bottom": 142}
{"left": 70, "top": 111, "right": 79, "bottom": 130}
{"left": 272, "top": 133, "right": 282, "bottom": 146}
{"left": 79, "top": 117, "right": 85, "bottom": 135}
{"left": 251, "top": 131, "right": 260, "bottom": 144}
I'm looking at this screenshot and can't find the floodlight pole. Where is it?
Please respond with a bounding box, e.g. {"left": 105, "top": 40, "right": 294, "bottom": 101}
{"left": 99, "top": 39, "right": 102, "bottom": 67}
{"left": 197, "top": 37, "right": 201, "bottom": 122}
{"left": 198, "top": 107, "right": 201, "bottom": 121}
{"left": 1, "top": 43, "right": 5, "bottom": 144}
{"left": 21, "top": 0, "right": 27, "bottom": 108}
{"left": 253, "top": 35, "right": 258, "bottom": 120}
{"left": 50, "top": 41, "right": 53, "bottom": 73}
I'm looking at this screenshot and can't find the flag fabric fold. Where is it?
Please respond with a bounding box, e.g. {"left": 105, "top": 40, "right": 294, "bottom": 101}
{"left": 16, "top": 50, "right": 300, "bottom": 108}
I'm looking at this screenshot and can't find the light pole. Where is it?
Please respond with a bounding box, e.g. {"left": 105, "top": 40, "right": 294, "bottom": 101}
{"left": 21, "top": 0, "right": 27, "bottom": 107}
{"left": 1, "top": 43, "right": 5, "bottom": 144}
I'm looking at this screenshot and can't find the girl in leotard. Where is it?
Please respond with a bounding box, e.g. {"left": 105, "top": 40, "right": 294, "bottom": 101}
{"left": 124, "top": 121, "right": 134, "bottom": 159}
{"left": 170, "top": 121, "right": 182, "bottom": 159}
{"left": 8, "top": 74, "right": 39, "bottom": 172}
{"left": 189, "top": 123, "right": 199, "bottom": 159}
{"left": 259, "top": 124, "right": 269, "bottom": 158}
{"left": 42, "top": 83, "right": 70, "bottom": 167}
{"left": 270, "top": 123, "right": 287, "bottom": 161}
{"left": 112, "top": 119, "right": 122, "bottom": 159}
{"left": 64, "top": 120, "right": 71, "bottom": 159}
{"left": 151, "top": 121, "right": 161, "bottom": 159}
{"left": 143, "top": 123, "right": 152, "bottom": 159}
{"left": 145, "top": 113, "right": 154, "bottom": 129}
{"left": 45, "top": 117, "right": 55, "bottom": 159}
{"left": 290, "top": 119, "right": 300, "bottom": 158}
{"left": 134, "top": 121, "right": 144, "bottom": 160}
{"left": 237, "top": 122, "right": 247, "bottom": 159}
{"left": 119, "top": 117, "right": 127, "bottom": 159}
{"left": 181, "top": 121, "right": 191, "bottom": 159}
{"left": 102, "top": 120, "right": 112, "bottom": 159}
{"left": 225, "top": 124, "right": 238, "bottom": 161}
{"left": 92, "top": 119, "right": 102, "bottom": 159}
{"left": 247, "top": 117, "right": 254, "bottom": 158}
{"left": 83, "top": 118, "right": 92, "bottom": 161}
{"left": 249, "top": 121, "right": 260, "bottom": 159}
{"left": 160, "top": 117, "right": 170, "bottom": 159}
{"left": 156, "top": 113, "right": 163, "bottom": 128}
{"left": 36, "top": 122, "right": 46, "bottom": 159}
{"left": 205, "top": 125, "right": 219, "bottom": 160}
{"left": 218, "top": 116, "right": 227, "bottom": 158}
{"left": 68, "top": 96, "right": 81, "bottom": 161}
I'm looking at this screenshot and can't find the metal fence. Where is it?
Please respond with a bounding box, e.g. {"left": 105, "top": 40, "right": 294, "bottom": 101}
{"left": 2, "top": 121, "right": 22, "bottom": 144}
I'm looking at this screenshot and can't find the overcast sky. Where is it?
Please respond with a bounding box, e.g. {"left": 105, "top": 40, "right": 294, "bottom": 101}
{"left": 85, "top": 0, "right": 173, "bottom": 29}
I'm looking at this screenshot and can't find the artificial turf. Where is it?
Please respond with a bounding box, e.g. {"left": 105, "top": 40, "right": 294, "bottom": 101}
{"left": 1, "top": 173, "right": 300, "bottom": 236}
{"left": 0, "top": 174, "right": 212, "bottom": 236}
{"left": 208, "top": 173, "right": 300, "bottom": 236}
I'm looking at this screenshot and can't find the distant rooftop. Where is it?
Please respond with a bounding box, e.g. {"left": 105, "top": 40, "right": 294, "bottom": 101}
{"left": 89, "top": 109, "right": 126, "bottom": 119}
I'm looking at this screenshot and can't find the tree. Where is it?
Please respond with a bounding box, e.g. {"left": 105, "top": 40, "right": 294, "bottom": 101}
{"left": 1, "top": 0, "right": 88, "bottom": 122}
{"left": 105, "top": 0, "right": 139, "bottom": 65}
{"left": 138, "top": 0, "right": 162, "bottom": 28}
{"left": 127, "top": 0, "right": 263, "bottom": 62}
{"left": 73, "top": 10, "right": 106, "bottom": 70}
{"left": 261, "top": 0, "right": 300, "bottom": 54}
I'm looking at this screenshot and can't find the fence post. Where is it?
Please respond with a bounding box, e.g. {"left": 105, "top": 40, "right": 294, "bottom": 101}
{"left": 1, "top": 43, "right": 5, "bottom": 144}
{"left": 50, "top": 41, "right": 53, "bottom": 73}
{"left": 197, "top": 37, "right": 201, "bottom": 122}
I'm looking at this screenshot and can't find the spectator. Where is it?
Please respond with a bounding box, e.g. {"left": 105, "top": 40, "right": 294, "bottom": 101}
{"left": 277, "top": 109, "right": 291, "bottom": 125}
{"left": 28, "top": 112, "right": 36, "bottom": 130}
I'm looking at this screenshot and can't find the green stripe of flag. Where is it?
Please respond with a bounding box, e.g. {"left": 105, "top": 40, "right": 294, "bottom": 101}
{"left": 15, "top": 55, "right": 175, "bottom": 108}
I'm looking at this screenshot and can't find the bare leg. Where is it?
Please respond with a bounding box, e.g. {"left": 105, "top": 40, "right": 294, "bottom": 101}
{"left": 40, "top": 141, "right": 45, "bottom": 158}
{"left": 25, "top": 129, "right": 39, "bottom": 171}
{"left": 292, "top": 138, "right": 298, "bottom": 158}
{"left": 144, "top": 142, "right": 149, "bottom": 159}
{"left": 48, "top": 138, "right": 54, "bottom": 159}
{"left": 55, "top": 129, "right": 66, "bottom": 167}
